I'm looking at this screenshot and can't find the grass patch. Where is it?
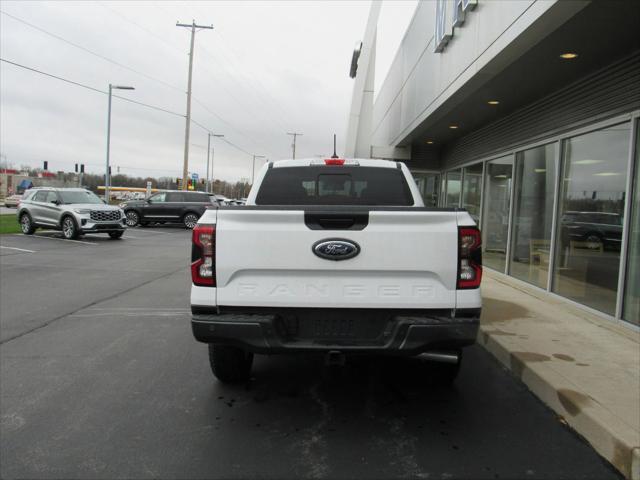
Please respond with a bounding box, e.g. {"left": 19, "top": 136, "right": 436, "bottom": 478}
{"left": 0, "top": 214, "right": 22, "bottom": 234}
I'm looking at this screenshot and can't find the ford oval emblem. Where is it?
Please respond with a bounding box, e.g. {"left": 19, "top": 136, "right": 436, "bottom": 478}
{"left": 312, "top": 238, "right": 360, "bottom": 261}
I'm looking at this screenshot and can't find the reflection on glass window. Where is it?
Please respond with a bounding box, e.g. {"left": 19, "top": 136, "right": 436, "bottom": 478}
{"left": 412, "top": 172, "right": 440, "bottom": 207}
{"left": 462, "top": 163, "right": 483, "bottom": 224}
{"left": 445, "top": 170, "right": 461, "bottom": 207}
{"left": 553, "top": 123, "right": 630, "bottom": 316}
{"left": 510, "top": 143, "right": 557, "bottom": 288}
{"left": 623, "top": 126, "right": 640, "bottom": 325}
{"left": 482, "top": 157, "right": 513, "bottom": 272}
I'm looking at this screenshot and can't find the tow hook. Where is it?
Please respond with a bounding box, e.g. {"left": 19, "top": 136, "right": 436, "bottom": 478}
{"left": 325, "top": 350, "right": 346, "bottom": 367}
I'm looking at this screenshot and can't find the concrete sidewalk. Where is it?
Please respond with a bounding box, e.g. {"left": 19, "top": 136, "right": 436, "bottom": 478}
{"left": 478, "top": 270, "right": 640, "bottom": 479}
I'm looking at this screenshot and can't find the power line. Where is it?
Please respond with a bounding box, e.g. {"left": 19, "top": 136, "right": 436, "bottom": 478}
{"left": 0, "top": 58, "right": 184, "bottom": 118}
{"left": 0, "top": 9, "right": 185, "bottom": 93}
{"left": 2, "top": 58, "right": 262, "bottom": 160}
{"left": 95, "top": 1, "right": 186, "bottom": 56}
{"left": 190, "top": 119, "right": 256, "bottom": 158}
{"left": 1, "top": 8, "right": 276, "bottom": 161}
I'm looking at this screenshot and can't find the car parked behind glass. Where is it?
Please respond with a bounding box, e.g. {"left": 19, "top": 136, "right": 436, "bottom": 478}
{"left": 16, "top": 188, "right": 126, "bottom": 239}
{"left": 120, "top": 190, "right": 219, "bottom": 229}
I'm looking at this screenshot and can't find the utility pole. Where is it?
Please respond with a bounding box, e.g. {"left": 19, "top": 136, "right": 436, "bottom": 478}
{"left": 252, "top": 155, "right": 266, "bottom": 185}
{"left": 206, "top": 133, "right": 224, "bottom": 193}
{"left": 177, "top": 20, "right": 213, "bottom": 190}
{"left": 286, "top": 132, "right": 303, "bottom": 159}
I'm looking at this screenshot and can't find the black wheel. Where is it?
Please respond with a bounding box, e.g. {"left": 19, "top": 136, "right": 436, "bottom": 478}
{"left": 108, "top": 231, "right": 124, "bottom": 239}
{"left": 208, "top": 345, "right": 253, "bottom": 383}
{"left": 125, "top": 210, "right": 139, "bottom": 227}
{"left": 183, "top": 212, "right": 199, "bottom": 229}
{"left": 61, "top": 216, "right": 79, "bottom": 239}
{"left": 19, "top": 213, "right": 36, "bottom": 235}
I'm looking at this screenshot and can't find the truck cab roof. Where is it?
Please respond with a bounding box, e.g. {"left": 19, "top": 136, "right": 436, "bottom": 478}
{"left": 271, "top": 158, "right": 400, "bottom": 169}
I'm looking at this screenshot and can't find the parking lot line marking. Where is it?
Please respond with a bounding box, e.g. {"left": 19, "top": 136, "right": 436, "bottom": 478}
{"left": 12, "top": 234, "right": 98, "bottom": 245}
{"left": 0, "top": 245, "right": 36, "bottom": 253}
{"left": 69, "top": 311, "right": 191, "bottom": 318}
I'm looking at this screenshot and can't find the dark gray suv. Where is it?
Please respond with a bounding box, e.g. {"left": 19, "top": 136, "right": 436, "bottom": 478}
{"left": 17, "top": 188, "right": 127, "bottom": 239}
{"left": 120, "top": 190, "right": 218, "bottom": 229}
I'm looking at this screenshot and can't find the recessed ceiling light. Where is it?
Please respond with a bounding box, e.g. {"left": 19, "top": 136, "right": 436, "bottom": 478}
{"left": 494, "top": 174, "right": 508, "bottom": 179}
{"left": 534, "top": 168, "right": 546, "bottom": 173}
{"left": 560, "top": 52, "right": 578, "bottom": 59}
{"left": 426, "top": 140, "right": 434, "bottom": 144}
{"left": 487, "top": 100, "right": 499, "bottom": 105}
{"left": 449, "top": 125, "right": 458, "bottom": 129}
{"left": 574, "top": 159, "right": 603, "bottom": 165}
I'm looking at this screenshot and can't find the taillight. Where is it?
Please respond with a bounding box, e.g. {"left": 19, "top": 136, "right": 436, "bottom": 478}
{"left": 191, "top": 224, "right": 215, "bottom": 287}
{"left": 457, "top": 227, "right": 482, "bottom": 289}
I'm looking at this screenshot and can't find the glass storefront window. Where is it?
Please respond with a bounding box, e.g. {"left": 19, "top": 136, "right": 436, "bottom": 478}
{"left": 445, "top": 170, "right": 461, "bottom": 207}
{"left": 462, "top": 163, "right": 483, "bottom": 224}
{"left": 482, "top": 157, "right": 513, "bottom": 272}
{"left": 510, "top": 143, "right": 557, "bottom": 289}
{"left": 553, "top": 123, "right": 631, "bottom": 316}
{"left": 412, "top": 172, "right": 440, "bottom": 207}
{"left": 623, "top": 124, "right": 639, "bottom": 325}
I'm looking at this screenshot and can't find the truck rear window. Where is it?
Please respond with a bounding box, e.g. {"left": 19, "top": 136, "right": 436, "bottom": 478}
{"left": 255, "top": 166, "right": 413, "bottom": 206}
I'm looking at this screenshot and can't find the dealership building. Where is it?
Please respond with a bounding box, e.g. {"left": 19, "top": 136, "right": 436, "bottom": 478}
{"left": 347, "top": 0, "right": 640, "bottom": 328}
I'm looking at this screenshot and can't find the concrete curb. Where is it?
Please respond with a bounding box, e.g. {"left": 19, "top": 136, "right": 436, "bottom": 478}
{"left": 479, "top": 327, "right": 639, "bottom": 479}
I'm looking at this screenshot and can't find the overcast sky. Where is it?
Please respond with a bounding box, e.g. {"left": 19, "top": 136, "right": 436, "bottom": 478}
{"left": 0, "top": 0, "right": 417, "bottom": 183}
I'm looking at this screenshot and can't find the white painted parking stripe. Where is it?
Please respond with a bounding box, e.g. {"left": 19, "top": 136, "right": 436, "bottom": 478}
{"left": 70, "top": 312, "right": 190, "bottom": 317}
{"left": 0, "top": 245, "right": 36, "bottom": 253}
{"left": 87, "top": 307, "right": 190, "bottom": 311}
{"left": 11, "top": 234, "right": 98, "bottom": 245}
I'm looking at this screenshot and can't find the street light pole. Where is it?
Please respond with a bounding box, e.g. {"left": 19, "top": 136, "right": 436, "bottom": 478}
{"left": 206, "top": 133, "right": 224, "bottom": 193}
{"left": 206, "top": 133, "right": 211, "bottom": 193}
{"left": 252, "top": 155, "right": 266, "bottom": 185}
{"left": 106, "top": 84, "right": 134, "bottom": 203}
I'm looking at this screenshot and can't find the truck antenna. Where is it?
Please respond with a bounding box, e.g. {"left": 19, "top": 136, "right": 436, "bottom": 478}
{"left": 331, "top": 134, "right": 339, "bottom": 158}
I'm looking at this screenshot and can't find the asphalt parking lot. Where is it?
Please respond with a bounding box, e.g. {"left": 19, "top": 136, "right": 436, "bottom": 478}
{"left": 0, "top": 226, "right": 621, "bottom": 479}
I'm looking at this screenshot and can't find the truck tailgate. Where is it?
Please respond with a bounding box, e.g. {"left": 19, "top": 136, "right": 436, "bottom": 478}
{"left": 215, "top": 208, "right": 459, "bottom": 309}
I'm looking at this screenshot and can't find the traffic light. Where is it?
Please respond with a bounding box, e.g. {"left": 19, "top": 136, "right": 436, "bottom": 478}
{"left": 176, "top": 178, "right": 181, "bottom": 188}
{"left": 43, "top": 161, "right": 48, "bottom": 171}
{"left": 80, "top": 164, "right": 85, "bottom": 173}
{"left": 75, "top": 164, "right": 78, "bottom": 173}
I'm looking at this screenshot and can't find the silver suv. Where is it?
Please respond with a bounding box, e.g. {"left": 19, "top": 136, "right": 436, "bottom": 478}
{"left": 17, "top": 188, "right": 127, "bottom": 239}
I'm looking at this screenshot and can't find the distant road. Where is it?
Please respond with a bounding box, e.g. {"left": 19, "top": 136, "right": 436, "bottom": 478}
{"left": 0, "top": 206, "right": 17, "bottom": 215}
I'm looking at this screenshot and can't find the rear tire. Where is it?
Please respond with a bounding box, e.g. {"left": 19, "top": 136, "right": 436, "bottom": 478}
{"left": 61, "top": 216, "right": 79, "bottom": 239}
{"left": 208, "top": 345, "right": 253, "bottom": 383}
{"left": 108, "top": 231, "right": 124, "bottom": 239}
{"left": 19, "top": 213, "right": 36, "bottom": 235}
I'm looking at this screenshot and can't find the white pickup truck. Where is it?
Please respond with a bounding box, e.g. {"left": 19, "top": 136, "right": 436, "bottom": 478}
{"left": 190, "top": 158, "right": 482, "bottom": 383}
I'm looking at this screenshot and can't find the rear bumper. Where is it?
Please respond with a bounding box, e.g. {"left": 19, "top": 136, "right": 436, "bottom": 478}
{"left": 191, "top": 307, "right": 479, "bottom": 355}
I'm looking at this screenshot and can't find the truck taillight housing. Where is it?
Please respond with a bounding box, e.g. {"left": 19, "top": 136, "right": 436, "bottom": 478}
{"left": 457, "top": 227, "right": 482, "bottom": 289}
{"left": 191, "top": 224, "right": 215, "bottom": 287}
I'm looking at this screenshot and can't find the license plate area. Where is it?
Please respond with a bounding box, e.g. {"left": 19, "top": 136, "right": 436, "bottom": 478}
{"left": 275, "top": 310, "right": 392, "bottom": 346}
